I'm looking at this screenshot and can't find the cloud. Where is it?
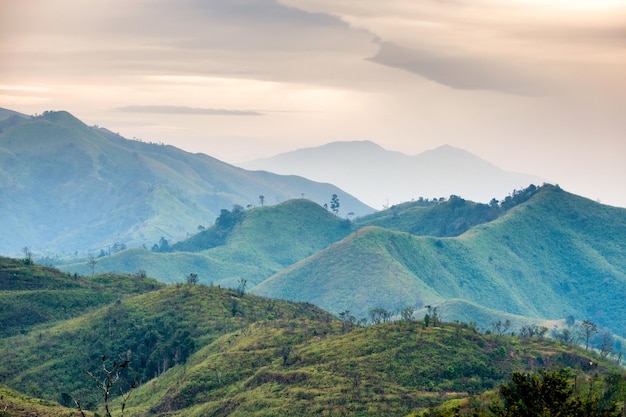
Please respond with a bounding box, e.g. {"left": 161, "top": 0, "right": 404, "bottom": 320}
{"left": 116, "top": 105, "right": 262, "bottom": 116}
{"left": 367, "top": 42, "right": 549, "bottom": 96}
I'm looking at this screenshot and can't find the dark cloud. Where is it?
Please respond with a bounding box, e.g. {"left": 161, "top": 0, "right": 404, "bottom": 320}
{"left": 367, "top": 42, "right": 549, "bottom": 96}
{"left": 116, "top": 105, "right": 262, "bottom": 116}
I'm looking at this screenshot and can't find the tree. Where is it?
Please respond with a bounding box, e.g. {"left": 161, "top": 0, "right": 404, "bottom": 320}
{"left": 491, "top": 369, "right": 621, "bottom": 417}
{"left": 236, "top": 278, "right": 247, "bottom": 296}
{"left": 158, "top": 237, "right": 170, "bottom": 252}
{"left": 369, "top": 308, "right": 392, "bottom": 324}
{"left": 77, "top": 355, "right": 136, "bottom": 417}
{"left": 579, "top": 320, "right": 598, "bottom": 351}
{"left": 87, "top": 256, "right": 98, "bottom": 276}
{"left": 492, "top": 319, "right": 512, "bottom": 336}
{"left": 598, "top": 331, "right": 614, "bottom": 358}
{"left": 22, "top": 246, "right": 33, "bottom": 265}
{"left": 186, "top": 273, "right": 198, "bottom": 285}
{"left": 400, "top": 306, "right": 415, "bottom": 321}
{"left": 330, "top": 194, "right": 340, "bottom": 215}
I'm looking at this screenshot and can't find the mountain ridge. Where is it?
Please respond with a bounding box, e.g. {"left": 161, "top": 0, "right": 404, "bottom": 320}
{"left": 0, "top": 109, "right": 372, "bottom": 256}
{"left": 241, "top": 140, "right": 545, "bottom": 208}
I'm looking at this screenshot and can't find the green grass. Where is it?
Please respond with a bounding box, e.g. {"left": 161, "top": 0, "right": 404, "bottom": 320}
{"left": 60, "top": 199, "right": 354, "bottom": 287}
{"left": 0, "top": 256, "right": 163, "bottom": 337}
{"left": 0, "top": 384, "right": 91, "bottom": 417}
{"left": 118, "top": 319, "right": 623, "bottom": 417}
{"left": 0, "top": 282, "right": 333, "bottom": 410}
{"left": 254, "top": 185, "right": 626, "bottom": 335}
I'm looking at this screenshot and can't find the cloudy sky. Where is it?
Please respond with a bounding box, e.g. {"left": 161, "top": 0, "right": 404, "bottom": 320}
{"left": 2, "top": 0, "right": 625, "bottom": 207}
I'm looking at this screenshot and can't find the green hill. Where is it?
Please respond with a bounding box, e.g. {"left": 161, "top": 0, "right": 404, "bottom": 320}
{"left": 0, "top": 109, "right": 372, "bottom": 257}
{"left": 58, "top": 199, "right": 354, "bottom": 286}
{"left": 0, "top": 282, "right": 333, "bottom": 410}
{"left": 354, "top": 185, "right": 539, "bottom": 237}
{"left": 0, "top": 260, "right": 622, "bottom": 416}
{"left": 254, "top": 185, "right": 626, "bottom": 335}
{"left": 0, "top": 385, "right": 91, "bottom": 417}
{"left": 0, "top": 256, "right": 163, "bottom": 337}
{"left": 118, "top": 319, "right": 621, "bottom": 417}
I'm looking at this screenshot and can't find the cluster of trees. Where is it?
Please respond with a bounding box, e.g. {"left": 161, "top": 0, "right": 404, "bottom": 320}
{"left": 97, "top": 242, "right": 127, "bottom": 258}
{"left": 489, "top": 318, "right": 624, "bottom": 365}
{"left": 487, "top": 369, "right": 624, "bottom": 417}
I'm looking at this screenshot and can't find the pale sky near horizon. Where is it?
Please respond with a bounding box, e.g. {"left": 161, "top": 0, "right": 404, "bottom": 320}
{"left": 1, "top": 0, "right": 625, "bottom": 207}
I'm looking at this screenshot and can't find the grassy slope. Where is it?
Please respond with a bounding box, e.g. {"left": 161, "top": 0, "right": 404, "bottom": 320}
{"left": 60, "top": 199, "right": 354, "bottom": 287}
{"left": 254, "top": 185, "right": 626, "bottom": 334}
{"left": 0, "top": 385, "right": 92, "bottom": 417}
{"left": 119, "top": 320, "right": 622, "bottom": 417}
{"left": 356, "top": 197, "right": 501, "bottom": 237}
{"left": 0, "top": 283, "right": 333, "bottom": 410}
{"left": 0, "top": 256, "right": 163, "bottom": 337}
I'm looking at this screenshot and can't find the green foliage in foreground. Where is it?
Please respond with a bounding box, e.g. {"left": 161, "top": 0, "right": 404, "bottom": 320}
{"left": 0, "top": 256, "right": 163, "bottom": 337}
{"left": 419, "top": 368, "right": 626, "bottom": 417}
{"left": 118, "top": 319, "right": 623, "bottom": 417}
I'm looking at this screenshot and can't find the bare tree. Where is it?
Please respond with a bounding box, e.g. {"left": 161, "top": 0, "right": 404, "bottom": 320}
{"left": 492, "top": 319, "right": 512, "bottom": 336}
{"left": 598, "top": 331, "right": 614, "bottom": 358}
{"left": 236, "top": 278, "right": 247, "bottom": 296}
{"left": 22, "top": 246, "right": 33, "bottom": 265}
{"left": 87, "top": 256, "right": 98, "bottom": 276}
{"left": 77, "top": 355, "right": 136, "bottom": 417}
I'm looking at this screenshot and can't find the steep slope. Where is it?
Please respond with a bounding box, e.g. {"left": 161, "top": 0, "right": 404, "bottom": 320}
{"left": 0, "top": 110, "right": 371, "bottom": 256}
{"left": 254, "top": 185, "right": 626, "bottom": 334}
{"left": 241, "top": 140, "right": 543, "bottom": 208}
{"left": 58, "top": 199, "right": 354, "bottom": 286}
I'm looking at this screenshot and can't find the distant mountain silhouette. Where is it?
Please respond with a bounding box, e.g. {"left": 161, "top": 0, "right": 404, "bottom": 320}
{"left": 0, "top": 109, "right": 372, "bottom": 256}
{"left": 242, "top": 141, "right": 544, "bottom": 208}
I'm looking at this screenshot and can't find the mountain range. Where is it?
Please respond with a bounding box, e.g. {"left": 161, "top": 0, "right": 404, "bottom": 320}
{"left": 241, "top": 140, "right": 544, "bottom": 208}
{"left": 0, "top": 108, "right": 371, "bottom": 256}
{"left": 58, "top": 183, "right": 626, "bottom": 337}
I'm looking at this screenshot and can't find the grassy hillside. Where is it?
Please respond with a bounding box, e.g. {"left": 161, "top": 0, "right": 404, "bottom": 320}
{"left": 59, "top": 199, "right": 354, "bottom": 286}
{"left": 254, "top": 185, "right": 626, "bottom": 334}
{"left": 0, "top": 110, "right": 371, "bottom": 257}
{"left": 0, "top": 385, "right": 91, "bottom": 417}
{"left": 118, "top": 319, "right": 622, "bottom": 417}
{"left": 0, "top": 256, "right": 163, "bottom": 337}
{"left": 0, "top": 283, "right": 333, "bottom": 410}
{"left": 0, "top": 259, "right": 622, "bottom": 416}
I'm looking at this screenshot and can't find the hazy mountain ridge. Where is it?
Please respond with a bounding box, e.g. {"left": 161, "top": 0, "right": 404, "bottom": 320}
{"left": 0, "top": 109, "right": 372, "bottom": 256}
{"left": 241, "top": 140, "right": 545, "bottom": 208}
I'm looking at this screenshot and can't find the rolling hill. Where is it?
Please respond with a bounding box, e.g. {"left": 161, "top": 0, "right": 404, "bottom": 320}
{"left": 57, "top": 198, "right": 354, "bottom": 287}
{"left": 241, "top": 140, "right": 544, "bottom": 208}
{"left": 0, "top": 261, "right": 622, "bottom": 416}
{"left": 0, "top": 109, "right": 372, "bottom": 257}
{"left": 253, "top": 185, "right": 626, "bottom": 335}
